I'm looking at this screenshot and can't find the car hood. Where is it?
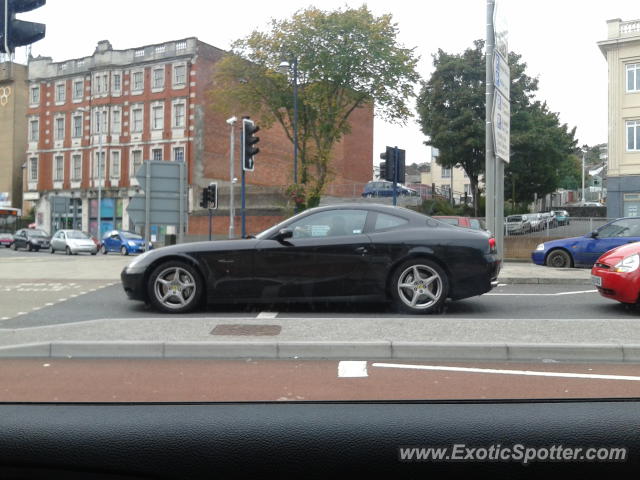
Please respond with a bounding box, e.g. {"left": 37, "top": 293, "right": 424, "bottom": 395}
{"left": 597, "top": 242, "right": 640, "bottom": 266}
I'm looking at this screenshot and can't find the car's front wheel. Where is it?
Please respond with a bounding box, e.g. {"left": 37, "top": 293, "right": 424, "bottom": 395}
{"left": 101, "top": 245, "right": 108, "bottom": 255}
{"left": 546, "top": 249, "right": 572, "bottom": 268}
{"left": 147, "top": 261, "right": 203, "bottom": 314}
{"left": 120, "top": 246, "right": 129, "bottom": 256}
{"left": 391, "top": 259, "right": 449, "bottom": 314}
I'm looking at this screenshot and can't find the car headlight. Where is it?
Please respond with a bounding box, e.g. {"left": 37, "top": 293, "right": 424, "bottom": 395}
{"left": 536, "top": 243, "right": 545, "bottom": 251}
{"left": 614, "top": 254, "right": 640, "bottom": 273}
{"left": 126, "top": 250, "right": 153, "bottom": 272}
{"left": 128, "top": 241, "right": 136, "bottom": 247}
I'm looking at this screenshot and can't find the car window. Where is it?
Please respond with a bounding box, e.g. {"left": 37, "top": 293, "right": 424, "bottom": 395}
{"left": 598, "top": 219, "right": 640, "bottom": 238}
{"left": 438, "top": 218, "right": 460, "bottom": 226}
{"left": 289, "top": 210, "right": 367, "bottom": 238}
{"left": 67, "top": 231, "right": 89, "bottom": 239}
{"left": 373, "top": 213, "right": 409, "bottom": 231}
{"left": 507, "top": 216, "right": 522, "bottom": 222}
{"left": 469, "top": 219, "right": 482, "bottom": 230}
{"left": 122, "top": 232, "right": 142, "bottom": 240}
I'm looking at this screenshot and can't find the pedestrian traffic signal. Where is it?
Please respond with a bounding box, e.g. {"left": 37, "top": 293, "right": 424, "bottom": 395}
{"left": 207, "top": 183, "right": 218, "bottom": 210}
{"left": 379, "top": 146, "right": 405, "bottom": 182}
{"left": 1, "top": 0, "right": 46, "bottom": 54}
{"left": 199, "top": 187, "right": 210, "bottom": 209}
{"left": 242, "top": 117, "right": 259, "bottom": 172}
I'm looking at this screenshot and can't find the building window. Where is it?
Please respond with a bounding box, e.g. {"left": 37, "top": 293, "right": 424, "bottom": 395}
{"left": 55, "top": 83, "right": 66, "bottom": 103}
{"left": 113, "top": 73, "right": 121, "bottom": 93}
{"left": 94, "top": 110, "right": 107, "bottom": 134}
{"left": 30, "top": 85, "right": 40, "bottom": 104}
{"left": 29, "top": 119, "right": 39, "bottom": 142}
{"left": 627, "top": 64, "right": 640, "bottom": 93}
{"left": 132, "top": 71, "right": 144, "bottom": 92}
{"left": 173, "top": 147, "right": 184, "bottom": 162}
{"left": 94, "top": 151, "right": 106, "bottom": 179}
{"left": 110, "top": 151, "right": 121, "bottom": 179}
{"left": 131, "top": 150, "right": 142, "bottom": 177}
{"left": 173, "top": 64, "right": 186, "bottom": 86}
{"left": 153, "top": 67, "right": 164, "bottom": 89}
{"left": 55, "top": 117, "right": 65, "bottom": 140}
{"left": 152, "top": 105, "right": 163, "bottom": 130}
{"left": 72, "top": 115, "right": 82, "bottom": 138}
{"left": 441, "top": 167, "right": 451, "bottom": 178}
{"left": 72, "top": 154, "right": 82, "bottom": 180}
{"left": 29, "top": 157, "right": 38, "bottom": 181}
{"left": 173, "top": 103, "right": 185, "bottom": 128}
{"left": 627, "top": 120, "right": 640, "bottom": 151}
{"left": 152, "top": 148, "right": 163, "bottom": 161}
{"left": 132, "top": 107, "right": 143, "bottom": 132}
{"left": 112, "top": 109, "right": 121, "bottom": 134}
{"left": 54, "top": 155, "right": 64, "bottom": 182}
{"left": 73, "top": 80, "right": 83, "bottom": 99}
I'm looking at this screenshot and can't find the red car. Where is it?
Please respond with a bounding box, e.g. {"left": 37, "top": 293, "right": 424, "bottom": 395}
{"left": 591, "top": 242, "right": 640, "bottom": 305}
{"left": 433, "top": 216, "right": 487, "bottom": 232}
{"left": 0, "top": 233, "right": 13, "bottom": 248}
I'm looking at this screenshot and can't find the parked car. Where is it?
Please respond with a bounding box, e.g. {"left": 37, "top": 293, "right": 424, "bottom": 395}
{"left": 505, "top": 215, "right": 531, "bottom": 235}
{"left": 12, "top": 228, "right": 50, "bottom": 251}
{"left": 432, "top": 216, "right": 487, "bottom": 232}
{"left": 362, "top": 181, "right": 419, "bottom": 198}
{"left": 84, "top": 232, "right": 101, "bottom": 249}
{"left": 121, "top": 204, "right": 500, "bottom": 314}
{"left": 550, "top": 209, "right": 570, "bottom": 226}
{"left": 50, "top": 230, "right": 98, "bottom": 255}
{"left": 528, "top": 213, "right": 545, "bottom": 232}
{"left": 0, "top": 233, "right": 13, "bottom": 248}
{"left": 591, "top": 241, "right": 640, "bottom": 305}
{"left": 102, "top": 230, "right": 153, "bottom": 255}
{"left": 541, "top": 211, "right": 557, "bottom": 229}
{"left": 532, "top": 217, "right": 640, "bottom": 268}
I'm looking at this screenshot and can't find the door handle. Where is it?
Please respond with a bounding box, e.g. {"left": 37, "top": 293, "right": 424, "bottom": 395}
{"left": 354, "top": 246, "right": 368, "bottom": 254}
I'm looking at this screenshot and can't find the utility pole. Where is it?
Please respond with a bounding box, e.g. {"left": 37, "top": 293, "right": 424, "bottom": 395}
{"left": 485, "top": 0, "right": 496, "bottom": 238}
{"left": 582, "top": 150, "right": 586, "bottom": 204}
{"left": 227, "top": 116, "right": 237, "bottom": 238}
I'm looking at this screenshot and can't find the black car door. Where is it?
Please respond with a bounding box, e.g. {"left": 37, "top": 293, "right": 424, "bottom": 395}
{"left": 254, "top": 209, "right": 372, "bottom": 299}
{"left": 14, "top": 230, "right": 25, "bottom": 249}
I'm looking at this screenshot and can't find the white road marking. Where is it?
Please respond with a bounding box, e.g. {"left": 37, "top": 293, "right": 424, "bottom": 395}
{"left": 256, "top": 311, "right": 278, "bottom": 319}
{"left": 486, "top": 289, "right": 597, "bottom": 296}
{"left": 57, "top": 298, "right": 67, "bottom": 302}
{"left": 45, "top": 303, "right": 54, "bottom": 306}
{"left": 0, "top": 317, "right": 8, "bottom": 320}
{"left": 497, "top": 283, "right": 507, "bottom": 287}
{"left": 16, "top": 311, "right": 26, "bottom": 316}
{"left": 372, "top": 363, "right": 640, "bottom": 382}
{"left": 338, "top": 361, "right": 369, "bottom": 378}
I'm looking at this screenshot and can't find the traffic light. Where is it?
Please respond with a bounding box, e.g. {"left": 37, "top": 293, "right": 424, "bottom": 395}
{"left": 199, "top": 187, "right": 210, "bottom": 209}
{"left": 379, "top": 148, "right": 390, "bottom": 180}
{"left": 242, "top": 117, "right": 260, "bottom": 171}
{"left": 380, "top": 146, "right": 406, "bottom": 182}
{"left": 207, "top": 183, "right": 218, "bottom": 210}
{"left": 1, "top": 0, "right": 46, "bottom": 54}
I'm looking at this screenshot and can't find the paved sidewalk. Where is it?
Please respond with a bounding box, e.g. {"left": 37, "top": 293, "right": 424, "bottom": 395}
{"left": 499, "top": 262, "right": 591, "bottom": 285}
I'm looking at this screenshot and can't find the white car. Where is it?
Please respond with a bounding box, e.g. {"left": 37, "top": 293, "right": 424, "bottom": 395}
{"left": 50, "top": 230, "right": 98, "bottom": 255}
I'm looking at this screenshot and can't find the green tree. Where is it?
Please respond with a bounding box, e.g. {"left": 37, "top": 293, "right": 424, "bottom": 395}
{"left": 210, "top": 5, "right": 420, "bottom": 208}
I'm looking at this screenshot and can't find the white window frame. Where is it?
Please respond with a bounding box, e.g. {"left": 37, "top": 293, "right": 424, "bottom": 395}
{"left": 627, "top": 64, "right": 640, "bottom": 93}
{"left": 112, "top": 71, "right": 122, "bottom": 94}
{"left": 172, "top": 63, "right": 186, "bottom": 88}
{"left": 72, "top": 114, "right": 83, "bottom": 138}
{"left": 130, "top": 149, "right": 143, "bottom": 178}
{"left": 132, "top": 106, "right": 143, "bottom": 133}
{"left": 111, "top": 108, "right": 122, "bottom": 134}
{"left": 72, "top": 78, "right": 83, "bottom": 101}
{"left": 152, "top": 148, "right": 163, "bottom": 161}
{"left": 93, "top": 109, "right": 108, "bottom": 134}
{"left": 93, "top": 151, "right": 106, "bottom": 180}
{"left": 29, "top": 156, "right": 38, "bottom": 181}
{"left": 54, "top": 116, "right": 65, "bottom": 141}
{"left": 132, "top": 69, "right": 144, "bottom": 94}
{"left": 30, "top": 85, "right": 40, "bottom": 105}
{"left": 55, "top": 81, "right": 66, "bottom": 104}
{"left": 441, "top": 167, "right": 451, "bottom": 179}
{"left": 110, "top": 150, "right": 121, "bottom": 179}
{"left": 53, "top": 155, "right": 64, "bottom": 182}
{"left": 627, "top": 120, "right": 640, "bottom": 152}
{"left": 71, "top": 153, "right": 82, "bottom": 181}
{"left": 152, "top": 104, "right": 164, "bottom": 130}
{"left": 173, "top": 146, "right": 185, "bottom": 162}
{"left": 29, "top": 118, "right": 39, "bottom": 142}
{"left": 152, "top": 66, "right": 165, "bottom": 91}
{"left": 172, "top": 101, "right": 185, "bottom": 128}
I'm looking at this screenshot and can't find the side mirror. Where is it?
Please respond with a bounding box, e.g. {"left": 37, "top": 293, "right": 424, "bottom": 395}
{"left": 590, "top": 230, "right": 599, "bottom": 238}
{"left": 276, "top": 228, "right": 293, "bottom": 241}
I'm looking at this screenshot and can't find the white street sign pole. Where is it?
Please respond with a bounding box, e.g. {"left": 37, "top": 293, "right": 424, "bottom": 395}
{"left": 485, "top": 0, "right": 496, "bottom": 240}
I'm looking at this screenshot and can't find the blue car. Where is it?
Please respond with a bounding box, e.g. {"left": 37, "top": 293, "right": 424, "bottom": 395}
{"left": 531, "top": 217, "right": 640, "bottom": 268}
{"left": 101, "top": 230, "right": 153, "bottom": 256}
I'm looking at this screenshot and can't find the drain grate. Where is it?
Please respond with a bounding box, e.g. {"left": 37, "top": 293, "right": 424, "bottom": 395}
{"left": 210, "top": 324, "right": 282, "bottom": 336}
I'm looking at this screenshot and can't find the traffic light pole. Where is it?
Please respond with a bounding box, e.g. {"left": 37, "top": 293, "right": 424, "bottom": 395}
{"left": 241, "top": 167, "right": 246, "bottom": 238}
{"left": 208, "top": 208, "right": 213, "bottom": 241}
{"left": 392, "top": 146, "right": 399, "bottom": 207}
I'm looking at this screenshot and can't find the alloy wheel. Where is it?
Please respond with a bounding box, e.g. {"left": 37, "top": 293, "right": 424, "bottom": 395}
{"left": 153, "top": 266, "right": 197, "bottom": 311}
{"left": 396, "top": 264, "right": 444, "bottom": 310}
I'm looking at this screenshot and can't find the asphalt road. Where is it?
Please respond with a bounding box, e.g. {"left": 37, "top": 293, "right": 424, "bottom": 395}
{"left": 3, "top": 358, "right": 640, "bottom": 402}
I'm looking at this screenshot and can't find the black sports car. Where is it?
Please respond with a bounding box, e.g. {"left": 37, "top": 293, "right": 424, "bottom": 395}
{"left": 121, "top": 205, "right": 500, "bottom": 314}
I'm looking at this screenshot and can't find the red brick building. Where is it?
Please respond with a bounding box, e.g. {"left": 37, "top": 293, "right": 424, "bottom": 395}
{"left": 23, "top": 38, "right": 373, "bottom": 239}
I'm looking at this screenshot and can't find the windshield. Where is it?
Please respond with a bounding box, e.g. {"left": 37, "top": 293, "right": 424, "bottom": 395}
{"left": 1, "top": 0, "right": 636, "bottom": 413}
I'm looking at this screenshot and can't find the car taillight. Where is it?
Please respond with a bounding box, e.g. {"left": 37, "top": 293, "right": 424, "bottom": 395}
{"left": 489, "top": 237, "right": 496, "bottom": 253}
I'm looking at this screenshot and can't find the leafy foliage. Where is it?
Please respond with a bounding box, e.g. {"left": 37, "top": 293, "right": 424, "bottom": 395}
{"left": 210, "top": 6, "right": 420, "bottom": 208}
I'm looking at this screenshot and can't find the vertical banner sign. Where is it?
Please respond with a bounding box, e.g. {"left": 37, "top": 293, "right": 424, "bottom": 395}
{"left": 493, "top": 89, "right": 510, "bottom": 163}
{"left": 492, "top": 2, "right": 510, "bottom": 163}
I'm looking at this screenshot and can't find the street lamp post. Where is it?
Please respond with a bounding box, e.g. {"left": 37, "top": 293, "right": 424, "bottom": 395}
{"left": 78, "top": 106, "right": 104, "bottom": 239}
{"left": 226, "top": 116, "right": 237, "bottom": 239}
{"left": 279, "top": 57, "right": 299, "bottom": 199}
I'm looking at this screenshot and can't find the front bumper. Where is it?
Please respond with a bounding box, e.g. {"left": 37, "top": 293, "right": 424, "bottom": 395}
{"left": 531, "top": 250, "right": 545, "bottom": 265}
{"left": 121, "top": 267, "right": 146, "bottom": 301}
{"left": 591, "top": 266, "right": 640, "bottom": 304}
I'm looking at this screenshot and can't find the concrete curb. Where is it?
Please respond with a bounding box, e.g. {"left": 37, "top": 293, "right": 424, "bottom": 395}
{"left": 0, "top": 341, "right": 636, "bottom": 362}
{"left": 498, "top": 277, "right": 592, "bottom": 285}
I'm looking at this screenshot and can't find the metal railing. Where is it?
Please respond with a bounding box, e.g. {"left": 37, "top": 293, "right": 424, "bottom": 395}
{"left": 504, "top": 217, "right": 615, "bottom": 238}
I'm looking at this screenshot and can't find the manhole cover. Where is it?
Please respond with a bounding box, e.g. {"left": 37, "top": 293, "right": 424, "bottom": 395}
{"left": 210, "top": 324, "right": 282, "bottom": 336}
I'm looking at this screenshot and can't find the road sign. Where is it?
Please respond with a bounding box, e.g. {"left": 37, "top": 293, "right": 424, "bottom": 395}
{"left": 127, "top": 161, "right": 186, "bottom": 227}
{"left": 494, "top": 51, "right": 510, "bottom": 99}
{"left": 493, "top": 0, "right": 508, "bottom": 59}
{"left": 493, "top": 89, "right": 510, "bottom": 163}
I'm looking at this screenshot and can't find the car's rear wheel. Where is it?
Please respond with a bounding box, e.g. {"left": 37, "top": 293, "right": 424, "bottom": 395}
{"left": 391, "top": 259, "right": 449, "bottom": 314}
{"left": 546, "top": 249, "right": 572, "bottom": 268}
{"left": 120, "top": 246, "right": 128, "bottom": 256}
{"left": 12, "top": 242, "right": 17, "bottom": 251}
{"left": 27, "top": 242, "right": 32, "bottom": 252}
{"left": 147, "top": 261, "right": 203, "bottom": 314}
{"left": 65, "top": 246, "right": 72, "bottom": 256}
{"left": 50, "top": 246, "right": 55, "bottom": 254}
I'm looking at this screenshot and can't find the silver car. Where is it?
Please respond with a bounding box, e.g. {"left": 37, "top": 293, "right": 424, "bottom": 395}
{"left": 50, "top": 230, "right": 98, "bottom": 255}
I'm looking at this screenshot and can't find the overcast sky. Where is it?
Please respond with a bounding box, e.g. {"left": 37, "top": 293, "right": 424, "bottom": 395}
{"left": 14, "top": 0, "right": 640, "bottom": 166}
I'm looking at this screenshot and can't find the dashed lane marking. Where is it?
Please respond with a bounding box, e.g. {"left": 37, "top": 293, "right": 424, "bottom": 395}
{"left": 338, "top": 361, "right": 369, "bottom": 378}
{"left": 257, "top": 311, "right": 279, "bottom": 319}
